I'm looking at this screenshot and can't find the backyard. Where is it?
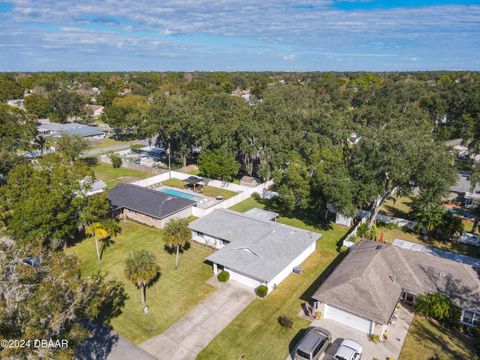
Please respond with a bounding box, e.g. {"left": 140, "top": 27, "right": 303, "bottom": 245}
{"left": 162, "top": 178, "right": 238, "bottom": 199}
{"left": 197, "top": 198, "right": 350, "bottom": 360}
{"left": 88, "top": 138, "right": 130, "bottom": 150}
{"left": 92, "top": 163, "right": 151, "bottom": 189}
{"left": 400, "top": 316, "right": 480, "bottom": 360}
{"left": 66, "top": 221, "right": 215, "bottom": 343}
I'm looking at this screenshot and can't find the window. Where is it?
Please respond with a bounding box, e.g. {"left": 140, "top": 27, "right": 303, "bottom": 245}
{"left": 295, "top": 349, "right": 311, "bottom": 360}
{"left": 312, "top": 338, "right": 327, "bottom": 358}
{"left": 461, "top": 310, "right": 479, "bottom": 326}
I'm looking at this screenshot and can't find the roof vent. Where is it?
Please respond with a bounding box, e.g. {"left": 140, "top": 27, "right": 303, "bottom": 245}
{"left": 376, "top": 244, "right": 384, "bottom": 250}
{"left": 439, "top": 272, "right": 446, "bottom": 278}
{"left": 389, "top": 273, "right": 396, "bottom": 282}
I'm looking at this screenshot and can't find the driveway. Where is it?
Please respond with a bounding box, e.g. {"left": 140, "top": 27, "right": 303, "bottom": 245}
{"left": 76, "top": 321, "right": 156, "bottom": 360}
{"left": 288, "top": 305, "right": 413, "bottom": 360}
{"left": 139, "top": 280, "right": 255, "bottom": 360}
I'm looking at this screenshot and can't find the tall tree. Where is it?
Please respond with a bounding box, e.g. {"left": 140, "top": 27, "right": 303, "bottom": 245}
{"left": 198, "top": 148, "right": 240, "bottom": 181}
{"left": 124, "top": 250, "right": 159, "bottom": 305}
{"left": 48, "top": 91, "right": 83, "bottom": 123}
{"left": 163, "top": 219, "right": 191, "bottom": 270}
{"left": 55, "top": 135, "right": 88, "bottom": 163}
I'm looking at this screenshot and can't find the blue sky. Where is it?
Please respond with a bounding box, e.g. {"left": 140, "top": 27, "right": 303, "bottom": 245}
{"left": 0, "top": 0, "right": 479, "bottom": 71}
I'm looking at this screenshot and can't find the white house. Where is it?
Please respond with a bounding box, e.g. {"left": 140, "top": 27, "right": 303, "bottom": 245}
{"left": 189, "top": 209, "right": 319, "bottom": 293}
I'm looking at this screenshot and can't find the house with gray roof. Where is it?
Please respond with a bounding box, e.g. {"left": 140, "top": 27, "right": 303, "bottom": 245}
{"left": 312, "top": 240, "right": 480, "bottom": 335}
{"left": 38, "top": 122, "right": 106, "bottom": 139}
{"left": 450, "top": 171, "right": 480, "bottom": 207}
{"left": 107, "top": 183, "right": 195, "bottom": 228}
{"left": 189, "top": 209, "right": 320, "bottom": 293}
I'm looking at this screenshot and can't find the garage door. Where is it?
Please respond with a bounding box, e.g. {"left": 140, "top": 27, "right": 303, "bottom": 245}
{"left": 325, "top": 305, "right": 372, "bottom": 333}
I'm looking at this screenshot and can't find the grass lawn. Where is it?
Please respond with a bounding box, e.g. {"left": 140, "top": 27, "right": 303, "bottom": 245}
{"left": 89, "top": 138, "right": 130, "bottom": 150}
{"left": 93, "top": 163, "right": 151, "bottom": 189}
{"left": 378, "top": 225, "right": 480, "bottom": 258}
{"left": 400, "top": 316, "right": 480, "bottom": 360}
{"left": 66, "top": 221, "right": 215, "bottom": 344}
{"left": 162, "top": 179, "right": 238, "bottom": 199}
{"left": 379, "top": 196, "right": 414, "bottom": 220}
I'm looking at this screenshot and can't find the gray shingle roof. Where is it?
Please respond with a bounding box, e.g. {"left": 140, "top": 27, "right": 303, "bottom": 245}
{"left": 38, "top": 122, "right": 105, "bottom": 138}
{"left": 244, "top": 208, "right": 279, "bottom": 221}
{"left": 312, "top": 240, "right": 480, "bottom": 324}
{"left": 190, "top": 209, "right": 320, "bottom": 282}
{"left": 107, "top": 183, "right": 195, "bottom": 219}
{"left": 450, "top": 171, "right": 480, "bottom": 194}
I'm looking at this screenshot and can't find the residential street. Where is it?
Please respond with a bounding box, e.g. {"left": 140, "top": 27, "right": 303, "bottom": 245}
{"left": 81, "top": 139, "right": 148, "bottom": 158}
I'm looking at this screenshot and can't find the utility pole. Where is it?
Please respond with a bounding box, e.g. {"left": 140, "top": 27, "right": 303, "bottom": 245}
{"left": 168, "top": 141, "right": 171, "bottom": 179}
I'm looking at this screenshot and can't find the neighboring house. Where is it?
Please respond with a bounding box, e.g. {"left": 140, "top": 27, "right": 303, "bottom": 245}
{"left": 85, "top": 104, "right": 104, "bottom": 118}
{"left": 37, "top": 122, "right": 106, "bottom": 139}
{"left": 189, "top": 209, "right": 319, "bottom": 292}
{"left": 107, "top": 183, "right": 195, "bottom": 228}
{"left": 7, "top": 99, "right": 25, "bottom": 109}
{"left": 450, "top": 171, "right": 480, "bottom": 208}
{"left": 312, "top": 240, "right": 480, "bottom": 336}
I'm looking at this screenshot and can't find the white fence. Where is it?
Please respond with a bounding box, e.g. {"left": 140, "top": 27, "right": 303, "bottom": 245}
{"left": 132, "top": 172, "right": 274, "bottom": 217}
{"left": 357, "top": 210, "right": 416, "bottom": 230}
{"left": 343, "top": 217, "right": 367, "bottom": 248}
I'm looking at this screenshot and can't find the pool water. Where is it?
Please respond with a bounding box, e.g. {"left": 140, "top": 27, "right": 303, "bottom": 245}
{"left": 445, "top": 207, "right": 476, "bottom": 220}
{"left": 159, "top": 188, "right": 203, "bottom": 202}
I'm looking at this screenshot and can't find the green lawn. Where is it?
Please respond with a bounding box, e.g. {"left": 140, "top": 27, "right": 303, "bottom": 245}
{"left": 162, "top": 179, "right": 238, "bottom": 199}
{"left": 400, "top": 316, "right": 480, "bottom": 360}
{"left": 93, "top": 163, "right": 151, "bottom": 189}
{"left": 379, "top": 196, "right": 414, "bottom": 220}
{"left": 89, "top": 138, "right": 130, "bottom": 150}
{"left": 66, "top": 221, "right": 215, "bottom": 343}
{"left": 198, "top": 206, "right": 349, "bottom": 359}
{"left": 229, "top": 197, "right": 265, "bottom": 212}
{"left": 378, "top": 225, "right": 480, "bottom": 258}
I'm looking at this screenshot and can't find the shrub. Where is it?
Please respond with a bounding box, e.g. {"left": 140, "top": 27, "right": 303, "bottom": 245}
{"left": 277, "top": 315, "right": 293, "bottom": 329}
{"left": 110, "top": 153, "right": 122, "bottom": 168}
{"left": 370, "top": 334, "right": 380, "bottom": 343}
{"left": 414, "top": 293, "right": 460, "bottom": 326}
{"left": 217, "top": 271, "right": 230, "bottom": 282}
{"left": 255, "top": 285, "right": 268, "bottom": 298}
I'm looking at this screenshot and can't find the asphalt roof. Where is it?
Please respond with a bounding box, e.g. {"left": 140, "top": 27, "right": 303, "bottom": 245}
{"left": 450, "top": 171, "right": 480, "bottom": 194}
{"left": 38, "top": 122, "right": 105, "bottom": 138}
{"left": 244, "top": 208, "right": 279, "bottom": 221}
{"left": 107, "top": 183, "right": 195, "bottom": 219}
{"left": 312, "top": 240, "right": 480, "bottom": 324}
{"left": 189, "top": 209, "right": 320, "bottom": 282}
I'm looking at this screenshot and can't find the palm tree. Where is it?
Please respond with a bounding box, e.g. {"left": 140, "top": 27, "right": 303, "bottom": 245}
{"left": 125, "top": 250, "right": 160, "bottom": 304}
{"left": 86, "top": 222, "right": 109, "bottom": 262}
{"left": 163, "top": 219, "right": 191, "bottom": 270}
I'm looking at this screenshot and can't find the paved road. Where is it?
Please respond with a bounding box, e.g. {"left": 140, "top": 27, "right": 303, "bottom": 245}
{"left": 82, "top": 139, "right": 148, "bottom": 158}
{"left": 139, "top": 281, "right": 255, "bottom": 360}
{"left": 76, "top": 321, "right": 156, "bottom": 360}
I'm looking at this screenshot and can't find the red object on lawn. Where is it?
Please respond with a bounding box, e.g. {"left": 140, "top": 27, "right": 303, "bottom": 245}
{"left": 379, "top": 232, "right": 385, "bottom": 243}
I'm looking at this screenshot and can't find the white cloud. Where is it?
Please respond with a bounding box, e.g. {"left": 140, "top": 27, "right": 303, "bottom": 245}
{"left": 282, "top": 54, "right": 296, "bottom": 61}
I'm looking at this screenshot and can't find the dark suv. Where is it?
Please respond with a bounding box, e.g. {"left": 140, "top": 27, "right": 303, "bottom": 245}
{"left": 294, "top": 327, "right": 332, "bottom": 360}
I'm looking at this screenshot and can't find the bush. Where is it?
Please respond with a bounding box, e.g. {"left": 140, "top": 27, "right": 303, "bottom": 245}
{"left": 277, "top": 315, "right": 293, "bottom": 329}
{"left": 255, "top": 285, "right": 268, "bottom": 298}
{"left": 370, "top": 334, "right": 380, "bottom": 343}
{"left": 110, "top": 153, "right": 122, "bottom": 168}
{"left": 414, "top": 293, "right": 460, "bottom": 326}
{"left": 217, "top": 271, "right": 230, "bottom": 282}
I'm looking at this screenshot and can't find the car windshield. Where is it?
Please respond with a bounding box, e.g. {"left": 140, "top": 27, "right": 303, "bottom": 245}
{"left": 296, "top": 349, "right": 311, "bottom": 359}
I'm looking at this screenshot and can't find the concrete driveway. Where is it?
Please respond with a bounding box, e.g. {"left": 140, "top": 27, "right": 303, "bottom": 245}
{"left": 139, "top": 280, "right": 255, "bottom": 360}
{"left": 288, "top": 305, "right": 413, "bottom": 360}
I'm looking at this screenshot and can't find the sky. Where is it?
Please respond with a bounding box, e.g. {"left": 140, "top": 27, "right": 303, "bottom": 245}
{"left": 0, "top": 0, "right": 479, "bottom": 72}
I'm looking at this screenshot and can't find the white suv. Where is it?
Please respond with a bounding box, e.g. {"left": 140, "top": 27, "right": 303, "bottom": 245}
{"left": 333, "top": 339, "right": 362, "bottom": 360}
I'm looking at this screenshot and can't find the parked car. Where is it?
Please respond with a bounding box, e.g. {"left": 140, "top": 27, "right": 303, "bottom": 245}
{"left": 333, "top": 339, "right": 362, "bottom": 360}
{"left": 294, "top": 327, "right": 332, "bottom": 360}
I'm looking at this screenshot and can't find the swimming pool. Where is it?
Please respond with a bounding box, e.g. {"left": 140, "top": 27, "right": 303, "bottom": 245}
{"left": 159, "top": 188, "right": 203, "bottom": 202}
{"left": 445, "top": 207, "right": 476, "bottom": 220}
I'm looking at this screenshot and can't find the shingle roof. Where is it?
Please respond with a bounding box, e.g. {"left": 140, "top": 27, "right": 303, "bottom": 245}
{"left": 312, "top": 240, "right": 480, "bottom": 324}
{"left": 450, "top": 171, "right": 480, "bottom": 194}
{"left": 107, "top": 183, "right": 195, "bottom": 219}
{"left": 312, "top": 241, "right": 402, "bottom": 324}
{"left": 244, "top": 208, "right": 279, "bottom": 221}
{"left": 189, "top": 209, "right": 320, "bottom": 282}
{"left": 38, "top": 122, "right": 105, "bottom": 138}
